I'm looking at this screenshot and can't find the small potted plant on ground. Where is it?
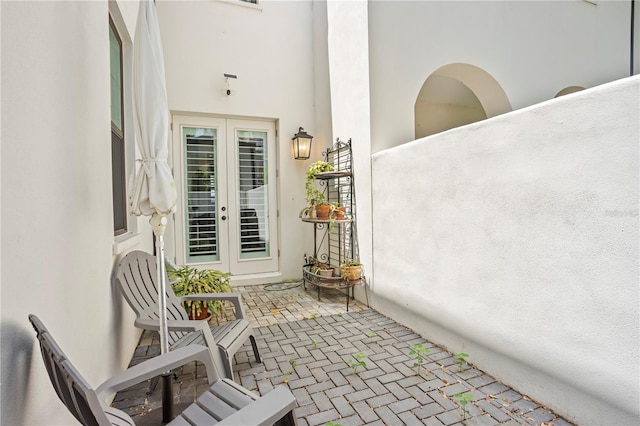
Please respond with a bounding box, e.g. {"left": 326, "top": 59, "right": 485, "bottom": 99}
{"left": 340, "top": 258, "right": 363, "bottom": 282}
{"left": 169, "top": 265, "right": 233, "bottom": 320}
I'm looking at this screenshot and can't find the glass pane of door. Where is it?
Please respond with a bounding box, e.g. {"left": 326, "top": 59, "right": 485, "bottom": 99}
{"left": 184, "top": 127, "right": 218, "bottom": 263}
{"left": 237, "top": 130, "right": 269, "bottom": 259}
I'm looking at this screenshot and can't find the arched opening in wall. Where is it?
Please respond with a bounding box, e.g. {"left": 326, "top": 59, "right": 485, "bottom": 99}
{"left": 554, "top": 86, "right": 585, "bottom": 97}
{"left": 415, "top": 63, "right": 511, "bottom": 139}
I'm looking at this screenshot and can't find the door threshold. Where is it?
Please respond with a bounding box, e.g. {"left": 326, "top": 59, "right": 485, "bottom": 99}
{"left": 230, "top": 271, "right": 283, "bottom": 286}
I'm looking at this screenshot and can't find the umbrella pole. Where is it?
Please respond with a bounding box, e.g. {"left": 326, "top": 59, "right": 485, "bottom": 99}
{"left": 151, "top": 213, "right": 173, "bottom": 423}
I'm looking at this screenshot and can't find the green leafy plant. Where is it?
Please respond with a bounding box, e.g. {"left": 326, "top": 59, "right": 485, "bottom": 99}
{"left": 340, "top": 258, "right": 363, "bottom": 281}
{"left": 311, "top": 340, "right": 318, "bottom": 348}
{"left": 324, "top": 422, "right": 341, "bottom": 426}
{"left": 310, "top": 312, "right": 319, "bottom": 319}
{"left": 368, "top": 330, "right": 377, "bottom": 337}
{"left": 169, "top": 265, "right": 232, "bottom": 319}
{"left": 409, "top": 343, "right": 430, "bottom": 375}
{"left": 348, "top": 352, "right": 368, "bottom": 373}
{"left": 454, "top": 392, "right": 474, "bottom": 419}
{"left": 305, "top": 161, "right": 333, "bottom": 206}
{"left": 455, "top": 352, "right": 469, "bottom": 371}
{"left": 308, "top": 257, "right": 333, "bottom": 275}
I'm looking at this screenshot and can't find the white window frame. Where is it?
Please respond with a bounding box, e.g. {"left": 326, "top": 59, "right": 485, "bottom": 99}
{"left": 110, "top": 3, "right": 139, "bottom": 253}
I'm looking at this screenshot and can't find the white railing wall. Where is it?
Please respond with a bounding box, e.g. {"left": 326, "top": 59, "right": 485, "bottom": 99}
{"left": 370, "top": 76, "right": 639, "bottom": 425}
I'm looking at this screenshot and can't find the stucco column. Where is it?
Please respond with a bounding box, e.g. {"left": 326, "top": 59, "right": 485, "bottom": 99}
{"left": 326, "top": 0, "right": 373, "bottom": 294}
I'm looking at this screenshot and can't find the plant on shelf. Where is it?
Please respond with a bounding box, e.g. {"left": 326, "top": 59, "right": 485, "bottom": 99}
{"left": 308, "top": 256, "right": 335, "bottom": 278}
{"left": 169, "top": 265, "right": 233, "bottom": 320}
{"left": 331, "top": 202, "right": 346, "bottom": 220}
{"left": 305, "top": 161, "right": 334, "bottom": 219}
{"left": 340, "top": 258, "right": 363, "bottom": 282}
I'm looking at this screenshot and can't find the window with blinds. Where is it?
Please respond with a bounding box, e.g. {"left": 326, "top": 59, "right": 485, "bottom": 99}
{"left": 184, "top": 128, "right": 218, "bottom": 263}
{"left": 237, "top": 130, "right": 269, "bottom": 259}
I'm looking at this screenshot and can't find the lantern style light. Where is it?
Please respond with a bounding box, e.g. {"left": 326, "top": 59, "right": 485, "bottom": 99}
{"left": 292, "top": 127, "right": 313, "bottom": 160}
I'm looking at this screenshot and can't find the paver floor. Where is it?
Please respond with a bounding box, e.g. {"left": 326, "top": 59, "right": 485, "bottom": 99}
{"left": 112, "top": 282, "right": 573, "bottom": 425}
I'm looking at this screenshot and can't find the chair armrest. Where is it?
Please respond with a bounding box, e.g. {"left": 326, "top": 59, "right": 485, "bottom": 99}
{"left": 134, "top": 318, "right": 210, "bottom": 333}
{"left": 218, "top": 386, "right": 297, "bottom": 426}
{"left": 96, "top": 346, "right": 217, "bottom": 400}
{"left": 179, "top": 293, "right": 247, "bottom": 319}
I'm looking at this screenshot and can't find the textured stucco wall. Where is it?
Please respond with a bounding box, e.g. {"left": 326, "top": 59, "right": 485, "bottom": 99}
{"left": 371, "top": 76, "right": 640, "bottom": 425}
{"left": 368, "top": 0, "right": 638, "bottom": 152}
{"left": 156, "top": 0, "right": 322, "bottom": 283}
{"left": 1, "top": 1, "right": 147, "bottom": 424}
{"left": 326, "top": 0, "right": 374, "bottom": 295}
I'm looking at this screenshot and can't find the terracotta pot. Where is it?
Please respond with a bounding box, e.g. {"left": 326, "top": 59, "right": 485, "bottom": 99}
{"left": 333, "top": 206, "right": 346, "bottom": 220}
{"left": 341, "top": 265, "right": 362, "bottom": 281}
{"left": 188, "top": 302, "right": 212, "bottom": 321}
{"left": 315, "top": 205, "right": 331, "bottom": 220}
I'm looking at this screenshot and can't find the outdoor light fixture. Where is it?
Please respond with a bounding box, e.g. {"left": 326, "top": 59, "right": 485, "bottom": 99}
{"left": 292, "top": 127, "right": 313, "bottom": 160}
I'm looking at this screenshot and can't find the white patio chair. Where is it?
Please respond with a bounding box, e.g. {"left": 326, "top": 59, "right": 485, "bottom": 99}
{"left": 115, "top": 250, "right": 260, "bottom": 381}
{"left": 29, "top": 314, "right": 297, "bottom": 426}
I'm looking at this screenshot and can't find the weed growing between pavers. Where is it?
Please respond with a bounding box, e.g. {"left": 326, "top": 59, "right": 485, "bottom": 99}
{"left": 347, "top": 352, "right": 368, "bottom": 373}
{"left": 409, "top": 343, "right": 430, "bottom": 375}
{"left": 454, "top": 392, "right": 474, "bottom": 420}
{"left": 455, "top": 352, "right": 469, "bottom": 371}
{"left": 283, "top": 359, "right": 297, "bottom": 384}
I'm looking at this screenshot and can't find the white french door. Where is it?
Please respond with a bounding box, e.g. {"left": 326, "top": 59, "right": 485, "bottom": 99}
{"left": 172, "top": 115, "right": 278, "bottom": 275}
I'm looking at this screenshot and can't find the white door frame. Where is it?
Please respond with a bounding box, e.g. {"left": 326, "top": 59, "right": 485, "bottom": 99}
{"left": 171, "top": 114, "right": 279, "bottom": 276}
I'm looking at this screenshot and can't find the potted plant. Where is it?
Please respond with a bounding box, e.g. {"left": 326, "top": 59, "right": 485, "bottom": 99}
{"left": 169, "top": 265, "right": 233, "bottom": 320}
{"left": 340, "top": 258, "right": 363, "bottom": 282}
{"left": 307, "top": 256, "right": 335, "bottom": 282}
{"left": 305, "top": 161, "right": 334, "bottom": 217}
{"left": 310, "top": 258, "right": 334, "bottom": 277}
{"left": 332, "top": 203, "right": 346, "bottom": 220}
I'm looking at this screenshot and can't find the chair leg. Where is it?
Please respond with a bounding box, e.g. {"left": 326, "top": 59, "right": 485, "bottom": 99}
{"left": 221, "top": 351, "right": 234, "bottom": 381}
{"left": 275, "top": 410, "right": 298, "bottom": 426}
{"left": 147, "top": 376, "right": 160, "bottom": 395}
{"left": 250, "top": 335, "right": 261, "bottom": 364}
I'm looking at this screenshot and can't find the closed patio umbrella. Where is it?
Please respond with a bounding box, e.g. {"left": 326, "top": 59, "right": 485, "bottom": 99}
{"left": 129, "top": 0, "right": 177, "bottom": 421}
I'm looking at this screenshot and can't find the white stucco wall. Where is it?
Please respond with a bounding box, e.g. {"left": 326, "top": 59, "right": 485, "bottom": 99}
{"left": 371, "top": 76, "right": 640, "bottom": 425}
{"left": 1, "top": 1, "right": 151, "bottom": 424}
{"left": 325, "top": 0, "right": 374, "bottom": 295}
{"left": 368, "top": 0, "right": 638, "bottom": 152}
{"left": 156, "top": 0, "right": 326, "bottom": 283}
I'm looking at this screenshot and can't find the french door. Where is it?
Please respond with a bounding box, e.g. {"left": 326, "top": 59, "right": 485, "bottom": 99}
{"left": 172, "top": 115, "right": 278, "bottom": 275}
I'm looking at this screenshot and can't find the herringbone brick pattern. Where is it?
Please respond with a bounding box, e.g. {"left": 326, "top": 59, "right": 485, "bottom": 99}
{"left": 232, "top": 309, "right": 570, "bottom": 426}
{"left": 112, "top": 284, "right": 572, "bottom": 425}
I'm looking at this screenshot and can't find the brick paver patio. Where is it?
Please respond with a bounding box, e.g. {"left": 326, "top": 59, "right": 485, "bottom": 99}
{"left": 112, "top": 283, "right": 573, "bottom": 425}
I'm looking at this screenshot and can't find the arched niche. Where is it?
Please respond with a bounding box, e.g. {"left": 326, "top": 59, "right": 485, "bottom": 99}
{"left": 415, "top": 63, "right": 512, "bottom": 139}
{"left": 555, "top": 86, "right": 585, "bottom": 97}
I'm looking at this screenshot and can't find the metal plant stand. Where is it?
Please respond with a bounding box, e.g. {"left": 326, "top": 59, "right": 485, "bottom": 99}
{"left": 300, "top": 139, "right": 368, "bottom": 311}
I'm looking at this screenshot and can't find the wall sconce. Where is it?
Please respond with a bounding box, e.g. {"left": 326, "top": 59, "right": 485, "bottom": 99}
{"left": 292, "top": 127, "right": 313, "bottom": 160}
